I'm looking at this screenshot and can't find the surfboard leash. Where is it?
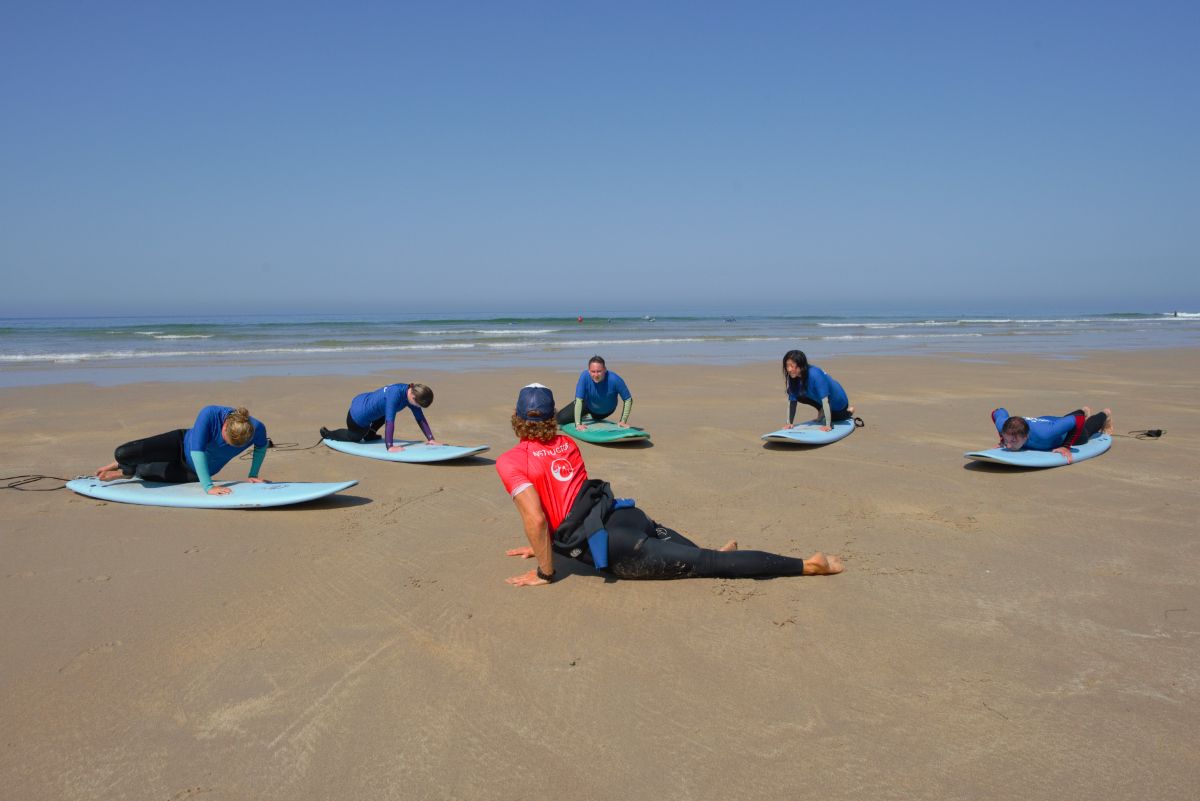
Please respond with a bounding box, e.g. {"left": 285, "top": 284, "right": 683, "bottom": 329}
{"left": 235, "top": 438, "right": 325, "bottom": 459}
{"left": 1, "top": 474, "right": 73, "bottom": 491}
{"left": 1119, "top": 429, "right": 1165, "bottom": 440}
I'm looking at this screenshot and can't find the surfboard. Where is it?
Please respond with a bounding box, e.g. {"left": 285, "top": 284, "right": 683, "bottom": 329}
{"left": 66, "top": 478, "right": 359, "bottom": 509}
{"left": 322, "top": 439, "right": 489, "bottom": 463}
{"left": 561, "top": 419, "right": 650, "bottom": 444}
{"left": 964, "top": 434, "right": 1111, "bottom": 467}
{"left": 762, "top": 418, "right": 857, "bottom": 445}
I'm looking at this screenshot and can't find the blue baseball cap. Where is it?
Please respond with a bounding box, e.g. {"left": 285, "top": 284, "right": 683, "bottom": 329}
{"left": 516, "top": 383, "right": 555, "bottom": 420}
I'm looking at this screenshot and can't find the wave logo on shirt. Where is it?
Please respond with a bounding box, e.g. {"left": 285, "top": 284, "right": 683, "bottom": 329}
{"left": 550, "top": 458, "right": 574, "bottom": 482}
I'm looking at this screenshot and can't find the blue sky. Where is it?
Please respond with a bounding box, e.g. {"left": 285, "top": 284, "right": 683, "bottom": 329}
{"left": 2, "top": 1, "right": 1197, "bottom": 316}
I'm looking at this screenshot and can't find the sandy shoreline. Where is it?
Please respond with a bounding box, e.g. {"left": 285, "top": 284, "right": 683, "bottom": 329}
{"left": 2, "top": 349, "right": 1198, "bottom": 800}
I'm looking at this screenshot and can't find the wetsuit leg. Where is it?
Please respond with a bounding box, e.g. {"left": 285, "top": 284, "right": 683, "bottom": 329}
{"left": 323, "top": 412, "right": 380, "bottom": 442}
{"left": 1083, "top": 410, "right": 1108, "bottom": 440}
{"left": 555, "top": 403, "right": 612, "bottom": 425}
{"left": 830, "top": 407, "right": 854, "bottom": 422}
{"left": 604, "top": 508, "right": 807, "bottom": 580}
{"left": 114, "top": 429, "right": 195, "bottom": 482}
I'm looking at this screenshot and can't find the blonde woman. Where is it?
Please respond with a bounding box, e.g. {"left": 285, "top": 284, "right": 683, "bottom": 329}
{"left": 94, "top": 406, "right": 269, "bottom": 496}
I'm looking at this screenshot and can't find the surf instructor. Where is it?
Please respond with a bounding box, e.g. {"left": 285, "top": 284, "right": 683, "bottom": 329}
{"left": 556, "top": 355, "right": 633, "bottom": 430}
{"left": 94, "top": 406, "right": 269, "bottom": 495}
{"left": 497, "top": 383, "right": 843, "bottom": 586}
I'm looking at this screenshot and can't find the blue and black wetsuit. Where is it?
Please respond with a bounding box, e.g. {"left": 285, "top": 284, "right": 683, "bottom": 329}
{"left": 555, "top": 370, "right": 633, "bottom": 426}
{"left": 323, "top": 383, "right": 434, "bottom": 448}
{"left": 787, "top": 365, "right": 851, "bottom": 425}
{"left": 113, "top": 406, "right": 268, "bottom": 487}
{"left": 992, "top": 408, "right": 1108, "bottom": 449}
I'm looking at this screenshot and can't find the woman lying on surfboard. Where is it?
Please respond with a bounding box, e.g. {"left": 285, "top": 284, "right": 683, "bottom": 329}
{"left": 496, "top": 384, "right": 843, "bottom": 586}
{"left": 781, "top": 350, "right": 854, "bottom": 432}
{"left": 992, "top": 407, "right": 1113, "bottom": 464}
{"left": 94, "top": 406, "right": 269, "bottom": 495}
{"left": 555, "top": 355, "right": 633, "bottom": 430}
{"left": 320, "top": 382, "right": 441, "bottom": 452}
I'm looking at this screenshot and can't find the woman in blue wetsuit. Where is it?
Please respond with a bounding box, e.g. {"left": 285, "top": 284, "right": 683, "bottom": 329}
{"left": 554, "top": 355, "right": 633, "bottom": 430}
{"left": 94, "top": 406, "right": 269, "bottom": 496}
{"left": 993, "top": 406, "right": 1113, "bottom": 464}
{"left": 781, "top": 350, "right": 854, "bottom": 432}
{"left": 320, "top": 382, "right": 440, "bottom": 452}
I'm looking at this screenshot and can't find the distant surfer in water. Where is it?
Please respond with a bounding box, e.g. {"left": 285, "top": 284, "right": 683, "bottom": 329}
{"left": 320, "top": 382, "right": 439, "bottom": 452}
{"left": 556, "top": 355, "right": 633, "bottom": 430}
{"left": 94, "top": 406, "right": 269, "bottom": 495}
{"left": 781, "top": 350, "right": 854, "bottom": 432}
{"left": 497, "top": 384, "right": 843, "bottom": 586}
{"left": 992, "top": 407, "right": 1113, "bottom": 464}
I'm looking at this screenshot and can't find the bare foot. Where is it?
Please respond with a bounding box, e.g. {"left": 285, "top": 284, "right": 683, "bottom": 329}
{"left": 1101, "top": 408, "right": 1113, "bottom": 434}
{"left": 1082, "top": 405, "right": 1092, "bottom": 417}
{"left": 718, "top": 539, "right": 738, "bottom": 552}
{"left": 847, "top": 406, "right": 855, "bottom": 415}
{"left": 804, "top": 552, "right": 844, "bottom": 576}
{"left": 96, "top": 468, "right": 125, "bottom": 481}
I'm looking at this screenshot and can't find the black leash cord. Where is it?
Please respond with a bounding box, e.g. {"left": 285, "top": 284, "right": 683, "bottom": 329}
{"left": 2, "top": 474, "right": 72, "bottom": 491}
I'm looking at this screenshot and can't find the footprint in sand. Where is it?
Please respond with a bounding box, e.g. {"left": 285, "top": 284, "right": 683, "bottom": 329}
{"left": 59, "top": 641, "right": 122, "bottom": 675}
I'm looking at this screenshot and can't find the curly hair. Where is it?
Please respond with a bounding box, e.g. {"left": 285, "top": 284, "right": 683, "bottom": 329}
{"left": 511, "top": 414, "right": 559, "bottom": 443}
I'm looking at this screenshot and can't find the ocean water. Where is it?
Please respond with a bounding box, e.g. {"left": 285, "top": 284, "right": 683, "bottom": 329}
{"left": 1, "top": 311, "right": 1197, "bottom": 387}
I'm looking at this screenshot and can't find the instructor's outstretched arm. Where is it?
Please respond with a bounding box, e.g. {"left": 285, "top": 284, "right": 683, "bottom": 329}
{"left": 506, "top": 487, "right": 555, "bottom": 587}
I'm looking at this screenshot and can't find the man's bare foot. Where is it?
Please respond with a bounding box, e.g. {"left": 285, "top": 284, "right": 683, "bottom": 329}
{"left": 96, "top": 468, "right": 125, "bottom": 481}
{"left": 847, "top": 406, "right": 855, "bottom": 415}
{"left": 718, "top": 539, "right": 738, "bottom": 552}
{"left": 804, "top": 552, "right": 844, "bottom": 576}
{"left": 1082, "top": 405, "right": 1092, "bottom": 417}
{"left": 1101, "top": 408, "right": 1113, "bottom": 434}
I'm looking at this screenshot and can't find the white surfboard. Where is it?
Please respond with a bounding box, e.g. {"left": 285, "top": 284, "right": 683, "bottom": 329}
{"left": 322, "top": 439, "right": 489, "bottom": 463}
{"left": 762, "top": 418, "right": 858, "bottom": 445}
{"left": 67, "top": 478, "right": 358, "bottom": 509}
{"left": 964, "top": 434, "right": 1111, "bottom": 467}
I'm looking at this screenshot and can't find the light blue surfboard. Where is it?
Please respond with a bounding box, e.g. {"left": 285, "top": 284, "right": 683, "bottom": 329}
{"left": 322, "top": 439, "right": 489, "bottom": 463}
{"left": 964, "top": 434, "right": 1111, "bottom": 467}
{"left": 762, "top": 418, "right": 857, "bottom": 445}
{"left": 67, "top": 478, "right": 359, "bottom": 509}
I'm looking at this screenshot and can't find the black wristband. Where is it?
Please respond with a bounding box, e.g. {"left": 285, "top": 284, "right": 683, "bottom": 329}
{"left": 536, "top": 566, "right": 555, "bottom": 583}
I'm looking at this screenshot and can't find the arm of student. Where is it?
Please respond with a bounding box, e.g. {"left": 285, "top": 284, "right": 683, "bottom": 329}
{"left": 574, "top": 398, "right": 586, "bottom": 429}
{"left": 246, "top": 446, "right": 268, "bottom": 482}
{"left": 416, "top": 414, "right": 438, "bottom": 445}
{"left": 785, "top": 399, "right": 797, "bottom": 428}
{"left": 192, "top": 451, "right": 229, "bottom": 495}
{"left": 618, "top": 397, "right": 633, "bottom": 427}
{"left": 820, "top": 397, "right": 833, "bottom": 431}
{"left": 506, "top": 488, "right": 554, "bottom": 587}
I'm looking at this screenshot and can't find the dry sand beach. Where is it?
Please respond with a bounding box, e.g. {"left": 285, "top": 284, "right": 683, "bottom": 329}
{"left": 2, "top": 350, "right": 1198, "bottom": 800}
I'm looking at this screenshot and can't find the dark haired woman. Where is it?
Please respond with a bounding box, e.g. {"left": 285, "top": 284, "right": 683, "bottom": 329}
{"left": 94, "top": 406, "right": 269, "bottom": 496}
{"left": 320, "top": 382, "right": 440, "bottom": 453}
{"left": 555, "top": 355, "right": 633, "bottom": 430}
{"left": 496, "top": 384, "right": 842, "bottom": 586}
{"left": 781, "top": 350, "right": 853, "bottom": 432}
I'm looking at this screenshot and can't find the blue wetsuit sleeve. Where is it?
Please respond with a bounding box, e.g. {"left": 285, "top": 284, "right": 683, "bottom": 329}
{"left": 384, "top": 418, "right": 395, "bottom": 449}
{"left": 614, "top": 374, "right": 631, "bottom": 401}
{"left": 191, "top": 450, "right": 214, "bottom": 491}
{"left": 248, "top": 446, "right": 267, "bottom": 478}
{"left": 384, "top": 386, "right": 401, "bottom": 448}
{"left": 575, "top": 371, "right": 589, "bottom": 401}
{"left": 416, "top": 413, "right": 434, "bottom": 441}
{"left": 992, "top": 408, "right": 1010, "bottom": 435}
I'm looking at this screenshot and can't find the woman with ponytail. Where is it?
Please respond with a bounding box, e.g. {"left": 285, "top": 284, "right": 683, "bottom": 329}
{"left": 94, "top": 406, "right": 270, "bottom": 495}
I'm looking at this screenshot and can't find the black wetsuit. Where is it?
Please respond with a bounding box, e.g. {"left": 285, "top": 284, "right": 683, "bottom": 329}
{"left": 113, "top": 429, "right": 198, "bottom": 483}
{"left": 556, "top": 480, "right": 809, "bottom": 580}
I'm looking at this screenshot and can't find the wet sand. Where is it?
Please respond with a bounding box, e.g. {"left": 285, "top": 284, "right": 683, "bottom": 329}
{"left": 2, "top": 350, "right": 1198, "bottom": 800}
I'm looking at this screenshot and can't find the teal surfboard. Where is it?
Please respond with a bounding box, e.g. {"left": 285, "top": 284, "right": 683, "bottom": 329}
{"left": 964, "top": 434, "right": 1111, "bottom": 467}
{"left": 762, "top": 418, "right": 857, "bottom": 445}
{"left": 67, "top": 478, "right": 358, "bottom": 509}
{"left": 322, "top": 439, "right": 489, "bottom": 463}
{"left": 561, "top": 419, "right": 650, "bottom": 444}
